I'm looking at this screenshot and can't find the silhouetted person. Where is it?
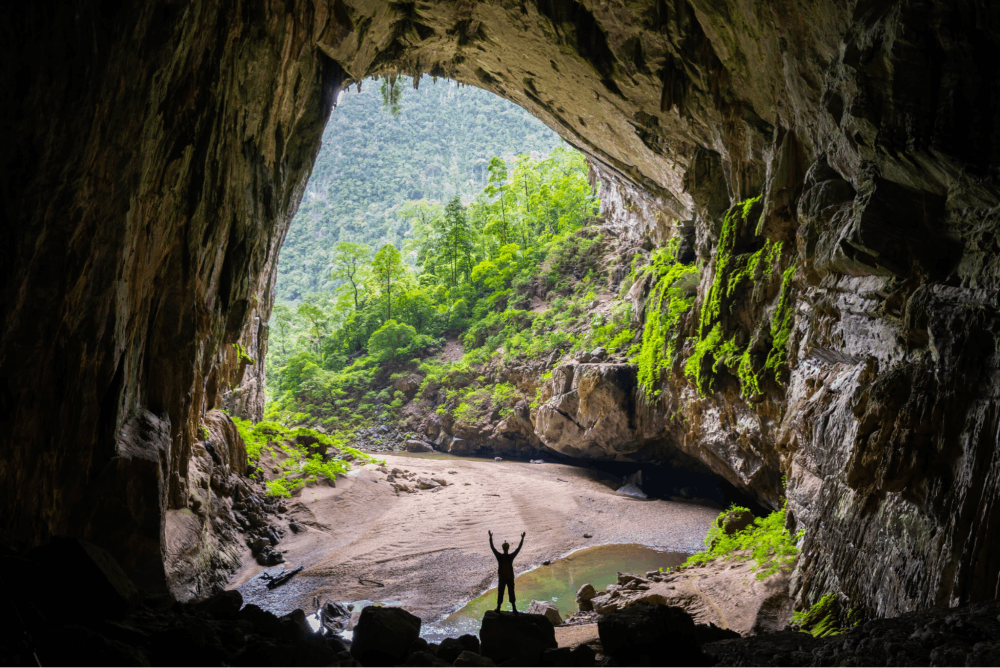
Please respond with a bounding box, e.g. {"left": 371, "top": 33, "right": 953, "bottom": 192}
{"left": 489, "top": 530, "right": 524, "bottom": 613}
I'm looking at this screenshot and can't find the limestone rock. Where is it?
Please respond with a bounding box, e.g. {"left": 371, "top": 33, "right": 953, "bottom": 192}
{"left": 436, "top": 635, "right": 480, "bottom": 663}
{"left": 598, "top": 602, "right": 703, "bottom": 663}
{"left": 405, "top": 439, "right": 433, "bottom": 453}
{"left": 526, "top": 600, "right": 563, "bottom": 626}
{"left": 479, "top": 610, "right": 557, "bottom": 665}
{"left": 453, "top": 650, "right": 495, "bottom": 666}
{"left": 350, "top": 606, "right": 422, "bottom": 666}
{"left": 5, "top": 0, "right": 1000, "bottom": 625}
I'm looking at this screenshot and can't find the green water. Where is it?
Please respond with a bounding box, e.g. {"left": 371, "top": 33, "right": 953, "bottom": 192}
{"left": 422, "top": 544, "right": 687, "bottom": 641}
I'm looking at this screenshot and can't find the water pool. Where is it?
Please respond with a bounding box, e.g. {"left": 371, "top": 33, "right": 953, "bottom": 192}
{"left": 421, "top": 543, "right": 687, "bottom": 641}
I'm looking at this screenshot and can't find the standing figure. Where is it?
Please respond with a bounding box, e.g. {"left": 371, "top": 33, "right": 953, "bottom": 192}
{"left": 489, "top": 529, "right": 525, "bottom": 613}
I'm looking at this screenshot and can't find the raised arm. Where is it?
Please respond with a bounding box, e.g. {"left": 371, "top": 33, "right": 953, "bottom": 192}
{"left": 511, "top": 531, "right": 525, "bottom": 558}
{"left": 489, "top": 530, "right": 501, "bottom": 558}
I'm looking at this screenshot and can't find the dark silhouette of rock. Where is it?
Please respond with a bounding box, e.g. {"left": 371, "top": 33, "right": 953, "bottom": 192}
{"left": 695, "top": 622, "right": 741, "bottom": 644}
{"left": 350, "top": 606, "right": 422, "bottom": 666}
{"left": 437, "top": 635, "right": 482, "bottom": 663}
{"left": 454, "top": 650, "right": 497, "bottom": 666}
{"left": 26, "top": 537, "right": 139, "bottom": 621}
{"left": 598, "top": 602, "right": 706, "bottom": 665}
{"left": 480, "top": 610, "right": 557, "bottom": 664}
{"left": 402, "top": 650, "right": 450, "bottom": 666}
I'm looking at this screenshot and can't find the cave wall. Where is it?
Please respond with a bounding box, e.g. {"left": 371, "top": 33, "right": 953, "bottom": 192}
{"left": 3, "top": 0, "right": 1000, "bottom": 615}
{"left": 0, "top": 0, "right": 343, "bottom": 593}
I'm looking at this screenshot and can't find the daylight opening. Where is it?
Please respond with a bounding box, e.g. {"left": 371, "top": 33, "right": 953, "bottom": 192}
{"left": 230, "top": 77, "right": 748, "bottom": 634}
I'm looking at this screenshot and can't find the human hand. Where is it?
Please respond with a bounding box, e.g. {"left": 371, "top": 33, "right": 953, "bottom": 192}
{"left": 489, "top": 530, "right": 493, "bottom": 537}
{"left": 521, "top": 531, "right": 526, "bottom": 538}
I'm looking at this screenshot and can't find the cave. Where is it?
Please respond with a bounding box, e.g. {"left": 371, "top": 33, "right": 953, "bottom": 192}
{"left": 3, "top": 0, "right": 1000, "bottom": 664}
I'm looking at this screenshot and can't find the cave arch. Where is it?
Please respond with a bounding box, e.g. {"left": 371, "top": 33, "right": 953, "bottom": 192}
{"left": 3, "top": 0, "right": 1000, "bottom": 615}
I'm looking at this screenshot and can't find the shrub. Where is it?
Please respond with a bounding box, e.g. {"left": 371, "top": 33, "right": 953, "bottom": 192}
{"left": 683, "top": 501, "right": 802, "bottom": 579}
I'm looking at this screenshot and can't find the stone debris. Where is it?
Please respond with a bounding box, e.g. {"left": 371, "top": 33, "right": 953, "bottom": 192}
{"left": 526, "top": 600, "right": 563, "bottom": 626}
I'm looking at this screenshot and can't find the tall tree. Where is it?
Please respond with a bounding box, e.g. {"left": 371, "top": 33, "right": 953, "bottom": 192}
{"left": 441, "top": 196, "right": 474, "bottom": 286}
{"left": 485, "top": 157, "right": 510, "bottom": 246}
{"left": 371, "top": 243, "right": 407, "bottom": 321}
{"left": 330, "top": 242, "right": 372, "bottom": 310}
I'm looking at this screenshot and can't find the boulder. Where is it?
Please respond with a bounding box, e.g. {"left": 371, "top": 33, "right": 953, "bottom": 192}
{"left": 715, "top": 507, "right": 755, "bottom": 538}
{"left": 454, "top": 650, "right": 496, "bottom": 666}
{"left": 402, "top": 651, "right": 450, "bottom": 666}
{"left": 597, "top": 602, "right": 705, "bottom": 664}
{"left": 321, "top": 600, "right": 352, "bottom": 634}
{"left": 405, "top": 439, "right": 433, "bottom": 453}
{"left": 448, "top": 437, "right": 474, "bottom": 455}
{"left": 479, "top": 610, "right": 557, "bottom": 665}
{"left": 199, "top": 589, "right": 243, "bottom": 620}
{"left": 695, "top": 622, "right": 741, "bottom": 644}
{"left": 618, "top": 470, "right": 647, "bottom": 498}
{"left": 416, "top": 477, "right": 441, "bottom": 490}
{"left": 526, "top": 600, "right": 563, "bottom": 626}
{"left": 591, "top": 594, "right": 619, "bottom": 615}
{"left": 350, "top": 606, "right": 421, "bottom": 666}
{"left": 576, "top": 583, "right": 597, "bottom": 602}
{"left": 437, "top": 636, "right": 475, "bottom": 663}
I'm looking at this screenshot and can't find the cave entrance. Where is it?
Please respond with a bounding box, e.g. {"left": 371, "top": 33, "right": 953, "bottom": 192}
{"left": 226, "top": 76, "right": 731, "bottom": 622}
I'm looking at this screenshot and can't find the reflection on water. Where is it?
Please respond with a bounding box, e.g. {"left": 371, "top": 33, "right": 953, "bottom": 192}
{"left": 421, "top": 544, "right": 687, "bottom": 642}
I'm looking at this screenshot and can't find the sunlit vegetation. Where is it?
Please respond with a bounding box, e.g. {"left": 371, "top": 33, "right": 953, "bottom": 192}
{"left": 231, "top": 416, "right": 382, "bottom": 497}
{"left": 791, "top": 592, "right": 861, "bottom": 637}
{"left": 266, "top": 146, "right": 601, "bottom": 434}
{"left": 683, "top": 502, "right": 802, "bottom": 579}
{"left": 276, "top": 76, "right": 561, "bottom": 302}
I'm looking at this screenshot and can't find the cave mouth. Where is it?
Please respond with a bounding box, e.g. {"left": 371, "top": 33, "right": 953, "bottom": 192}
{"left": 7, "top": 1, "right": 1000, "bottom": 662}
{"left": 262, "top": 72, "right": 732, "bottom": 507}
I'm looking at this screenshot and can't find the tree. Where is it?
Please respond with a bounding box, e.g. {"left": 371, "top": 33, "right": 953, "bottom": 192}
{"left": 441, "top": 196, "right": 474, "bottom": 286}
{"left": 297, "top": 301, "right": 327, "bottom": 351}
{"left": 367, "top": 319, "right": 417, "bottom": 362}
{"left": 485, "top": 157, "right": 510, "bottom": 246}
{"left": 271, "top": 303, "right": 295, "bottom": 356}
{"left": 330, "top": 242, "right": 371, "bottom": 310}
{"left": 371, "top": 243, "right": 407, "bottom": 321}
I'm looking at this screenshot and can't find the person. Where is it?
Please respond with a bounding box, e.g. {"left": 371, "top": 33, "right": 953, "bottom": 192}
{"left": 489, "top": 529, "right": 525, "bottom": 613}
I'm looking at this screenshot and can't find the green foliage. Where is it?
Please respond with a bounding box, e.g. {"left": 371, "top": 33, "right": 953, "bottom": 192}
{"left": 276, "top": 76, "right": 560, "bottom": 302}
{"left": 232, "top": 343, "right": 254, "bottom": 364}
{"left": 232, "top": 416, "right": 382, "bottom": 497}
{"left": 765, "top": 264, "right": 797, "bottom": 380}
{"left": 198, "top": 424, "right": 209, "bottom": 440}
{"left": 378, "top": 75, "right": 404, "bottom": 117}
{"left": 791, "top": 593, "right": 859, "bottom": 638}
{"left": 684, "top": 197, "right": 796, "bottom": 397}
{"left": 368, "top": 319, "right": 418, "bottom": 362}
{"left": 634, "top": 241, "right": 700, "bottom": 399}
{"left": 265, "top": 81, "right": 605, "bottom": 437}
{"left": 683, "top": 502, "right": 803, "bottom": 579}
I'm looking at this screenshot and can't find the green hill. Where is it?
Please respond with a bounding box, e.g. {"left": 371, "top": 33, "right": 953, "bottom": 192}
{"left": 276, "top": 77, "right": 563, "bottom": 302}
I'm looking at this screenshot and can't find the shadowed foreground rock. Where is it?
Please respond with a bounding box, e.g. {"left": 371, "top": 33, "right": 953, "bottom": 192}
{"left": 352, "top": 606, "right": 422, "bottom": 666}
{"left": 598, "top": 602, "right": 707, "bottom": 666}
{"left": 480, "top": 610, "right": 558, "bottom": 665}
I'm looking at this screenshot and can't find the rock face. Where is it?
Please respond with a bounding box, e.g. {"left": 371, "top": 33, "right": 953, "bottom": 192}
{"left": 351, "top": 606, "right": 422, "bottom": 666}
{"left": 598, "top": 602, "right": 704, "bottom": 664}
{"left": 479, "top": 610, "right": 557, "bottom": 665}
{"left": 3, "top": 0, "right": 1000, "bottom": 625}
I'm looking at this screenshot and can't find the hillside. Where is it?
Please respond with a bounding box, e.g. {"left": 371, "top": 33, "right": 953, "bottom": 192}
{"left": 277, "top": 77, "right": 563, "bottom": 302}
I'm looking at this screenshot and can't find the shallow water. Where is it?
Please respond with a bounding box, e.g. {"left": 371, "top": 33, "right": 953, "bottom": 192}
{"left": 421, "top": 544, "right": 687, "bottom": 641}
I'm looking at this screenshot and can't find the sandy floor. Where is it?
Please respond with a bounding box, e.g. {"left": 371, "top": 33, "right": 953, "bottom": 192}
{"left": 229, "top": 453, "right": 719, "bottom": 626}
